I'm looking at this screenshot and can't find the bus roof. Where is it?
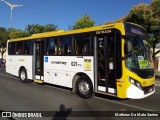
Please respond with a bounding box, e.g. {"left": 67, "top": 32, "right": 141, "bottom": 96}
{"left": 9, "top": 23, "right": 116, "bottom": 42}
{"left": 9, "top": 22, "right": 144, "bottom": 42}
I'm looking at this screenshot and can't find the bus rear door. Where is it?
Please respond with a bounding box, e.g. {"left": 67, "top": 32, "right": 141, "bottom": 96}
{"left": 34, "top": 40, "right": 44, "bottom": 82}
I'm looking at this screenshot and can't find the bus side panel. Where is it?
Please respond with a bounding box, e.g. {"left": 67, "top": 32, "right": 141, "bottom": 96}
{"left": 43, "top": 56, "right": 94, "bottom": 88}
{"left": 6, "top": 55, "right": 33, "bottom": 79}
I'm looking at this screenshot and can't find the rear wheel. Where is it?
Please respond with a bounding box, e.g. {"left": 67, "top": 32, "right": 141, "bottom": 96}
{"left": 76, "top": 76, "right": 93, "bottom": 99}
{"left": 19, "top": 68, "right": 30, "bottom": 83}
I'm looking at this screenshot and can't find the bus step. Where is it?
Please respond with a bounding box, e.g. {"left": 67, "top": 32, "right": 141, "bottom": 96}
{"left": 34, "top": 79, "right": 44, "bottom": 84}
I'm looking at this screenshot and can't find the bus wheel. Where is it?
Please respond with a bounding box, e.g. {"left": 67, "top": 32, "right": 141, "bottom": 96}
{"left": 19, "top": 68, "right": 29, "bottom": 83}
{"left": 76, "top": 76, "right": 93, "bottom": 99}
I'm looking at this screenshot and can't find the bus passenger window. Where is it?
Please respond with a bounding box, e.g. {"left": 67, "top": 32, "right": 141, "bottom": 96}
{"left": 61, "top": 36, "right": 72, "bottom": 55}
{"left": 16, "top": 42, "right": 23, "bottom": 55}
{"left": 46, "top": 38, "right": 55, "bottom": 55}
{"left": 8, "top": 42, "right": 16, "bottom": 55}
{"left": 24, "top": 41, "right": 30, "bottom": 55}
{"left": 73, "top": 34, "right": 90, "bottom": 55}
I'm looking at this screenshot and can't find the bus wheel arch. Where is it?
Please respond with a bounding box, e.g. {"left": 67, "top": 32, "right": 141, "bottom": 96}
{"left": 72, "top": 73, "right": 93, "bottom": 99}
{"left": 19, "top": 67, "right": 30, "bottom": 83}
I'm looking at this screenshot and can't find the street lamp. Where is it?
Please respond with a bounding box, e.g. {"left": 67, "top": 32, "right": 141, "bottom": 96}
{"left": 1, "top": 0, "right": 23, "bottom": 28}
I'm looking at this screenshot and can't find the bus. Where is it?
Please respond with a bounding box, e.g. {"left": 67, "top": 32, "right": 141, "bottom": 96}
{"left": 6, "top": 22, "right": 155, "bottom": 99}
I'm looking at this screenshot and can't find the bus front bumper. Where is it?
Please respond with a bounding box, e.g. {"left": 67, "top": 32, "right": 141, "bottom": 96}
{"left": 126, "top": 84, "right": 155, "bottom": 99}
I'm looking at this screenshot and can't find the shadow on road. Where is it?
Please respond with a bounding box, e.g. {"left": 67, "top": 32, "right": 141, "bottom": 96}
{"left": 52, "top": 104, "right": 72, "bottom": 120}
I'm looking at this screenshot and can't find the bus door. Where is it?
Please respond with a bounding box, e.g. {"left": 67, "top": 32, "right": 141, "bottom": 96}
{"left": 34, "top": 41, "right": 44, "bottom": 81}
{"left": 96, "top": 31, "right": 122, "bottom": 95}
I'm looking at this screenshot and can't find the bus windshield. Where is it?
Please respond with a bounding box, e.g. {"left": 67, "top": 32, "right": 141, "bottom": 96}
{"left": 125, "top": 36, "right": 153, "bottom": 70}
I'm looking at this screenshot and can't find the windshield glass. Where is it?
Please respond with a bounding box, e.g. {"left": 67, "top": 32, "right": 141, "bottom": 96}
{"left": 125, "top": 36, "right": 154, "bottom": 70}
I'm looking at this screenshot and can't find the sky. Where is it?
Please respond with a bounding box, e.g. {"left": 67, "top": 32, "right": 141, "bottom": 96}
{"left": 0, "top": 0, "right": 151, "bottom": 30}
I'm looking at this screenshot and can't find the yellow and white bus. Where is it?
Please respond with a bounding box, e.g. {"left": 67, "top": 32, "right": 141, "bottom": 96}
{"left": 6, "top": 22, "right": 155, "bottom": 99}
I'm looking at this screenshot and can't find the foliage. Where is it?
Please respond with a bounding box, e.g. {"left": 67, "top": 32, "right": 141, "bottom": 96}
{"left": 0, "top": 23, "right": 58, "bottom": 58}
{"left": 9, "top": 28, "right": 28, "bottom": 39}
{"left": 123, "top": 0, "right": 160, "bottom": 58}
{"left": 105, "top": 17, "right": 125, "bottom": 24}
{"left": 25, "top": 24, "right": 58, "bottom": 36}
{"left": 0, "top": 27, "right": 9, "bottom": 47}
{"left": 0, "top": 27, "right": 9, "bottom": 58}
{"left": 71, "top": 14, "right": 95, "bottom": 30}
{"left": 124, "top": 4, "right": 156, "bottom": 33}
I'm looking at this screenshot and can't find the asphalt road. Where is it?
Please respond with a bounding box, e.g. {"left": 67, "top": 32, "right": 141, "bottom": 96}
{"left": 0, "top": 67, "right": 160, "bottom": 120}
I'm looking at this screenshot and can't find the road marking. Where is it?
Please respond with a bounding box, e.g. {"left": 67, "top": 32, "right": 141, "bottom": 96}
{"left": 0, "top": 73, "right": 159, "bottom": 112}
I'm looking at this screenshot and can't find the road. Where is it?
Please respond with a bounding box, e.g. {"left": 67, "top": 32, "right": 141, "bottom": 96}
{"left": 0, "top": 67, "right": 160, "bottom": 120}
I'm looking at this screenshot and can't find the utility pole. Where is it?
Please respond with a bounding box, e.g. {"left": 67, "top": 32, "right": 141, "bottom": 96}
{"left": 1, "top": 0, "right": 23, "bottom": 28}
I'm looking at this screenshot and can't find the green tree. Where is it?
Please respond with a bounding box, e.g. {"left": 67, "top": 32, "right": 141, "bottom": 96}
{"left": 0, "top": 27, "right": 9, "bottom": 58}
{"left": 25, "top": 24, "right": 58, "bottom": 36}
{"left": 105, "top": 17, "right": 125, "bottom": 24}
{"left": 124, "top": 3, "right": 155, "bottom": 33}
{"left": 44, "top": 24, "right": 58, "bottom": 32}
{"left": 71, "top": 14, "right": 95, "bottom": 30}
{"left": 124, "top": 0, "right": 160, "bottom": 59}
{"left": 9, "top": 28, "right": 28, "bottom": 39}
{"left": 150, "top": 0, "right": 160, "bottom": 26}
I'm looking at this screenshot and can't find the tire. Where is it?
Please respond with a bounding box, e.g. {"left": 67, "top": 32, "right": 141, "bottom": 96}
{"left": 76, "top": 76, "right": 93, "bottom": 99}
{"left": 19, "top": 68, "right": 30, "bottom": 83}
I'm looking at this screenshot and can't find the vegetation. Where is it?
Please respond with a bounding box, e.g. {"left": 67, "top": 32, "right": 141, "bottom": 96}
{"left": 70, "top": 14, "right": 95, "bottom": 30}
{"left": 0, "top": 24, "right": 57, "bottom": 58}
{"left": 25, "top": 24, "right": 58, "bottom": 36}
{"left": 0, "top": 27, "right": 9, "bottom": 58}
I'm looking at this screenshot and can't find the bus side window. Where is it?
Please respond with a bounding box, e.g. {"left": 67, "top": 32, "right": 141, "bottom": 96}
{"left": 46, "top": 38, "right": 55, "bottom": 55}
{"left": 24, "top": 41, "right": 30, "bottom": 55}
{"left": 16, "top": 42, "right": 23, "bottom": 55}
{"left": 61, "top": 36, "right": 72, "bottom": 55}
{"left": 8, "top": 42, "right": 16, "bottom": 55}
{"left": 73, "top": 34, "right": 90, "bottom": 55}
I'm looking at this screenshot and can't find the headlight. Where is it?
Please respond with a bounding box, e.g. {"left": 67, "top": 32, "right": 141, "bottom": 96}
{"left": 128, "top": 77, "right": 142, "bottom": 90}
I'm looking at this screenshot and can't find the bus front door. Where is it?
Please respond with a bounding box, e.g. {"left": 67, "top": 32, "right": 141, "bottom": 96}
{"left": 35, "top": 41, "right": 44, "bottom": 81}
{"left": 97, "top": 32, "right": 121, "bottom": 95}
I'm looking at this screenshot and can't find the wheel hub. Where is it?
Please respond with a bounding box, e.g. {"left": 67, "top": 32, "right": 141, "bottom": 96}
{"left": 79, "top": 81, "right": 90, "bottom": 95}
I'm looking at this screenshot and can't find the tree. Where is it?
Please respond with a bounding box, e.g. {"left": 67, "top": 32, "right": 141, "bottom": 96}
{"left": 152, "top": 27, "right": 160, "bottom": 59}
{"left": 150, "top": 0, "right": 160, "bottom": 26}
{"left": 113, "top": 0, "right": 159, "bottom": 59}
{"left": 124, "top": 3, "right": 156, "bottom": 33}
{"left": 71, "top": 14, "right": 95, "bottom": 30}
{"left": 25, "top": 24, "right": 58, "bottom": 36}
{"left": 105, "top": 17, "right": 125, "bottom": 24}
{"left": 44, "top": 24, "right": 58, "bottom": 32}
{"left": 0, "top": 27, "right": 9, "bottom": 58}
{"left": 150, "top": 0, "right": 160, "bottom": 58}
{"left": 9, "top": 28, "right": 28, "bottom": 39}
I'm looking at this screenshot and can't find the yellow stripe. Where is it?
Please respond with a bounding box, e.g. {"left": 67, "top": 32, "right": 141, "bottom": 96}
{"left": 34, "top": 80, "right": 43, "bottom": 83}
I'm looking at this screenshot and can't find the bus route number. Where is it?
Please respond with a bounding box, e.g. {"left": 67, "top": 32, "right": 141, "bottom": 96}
{"left": 71, "top": 61, "right": 77, "bottom": 66}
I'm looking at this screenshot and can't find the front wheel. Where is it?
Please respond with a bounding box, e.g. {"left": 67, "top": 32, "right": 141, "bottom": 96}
{"left": 76, "top": 76, "right": 93, "bottom": 99}
{"left": 19, "top": 68, "right": 30, "bottom": 83}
